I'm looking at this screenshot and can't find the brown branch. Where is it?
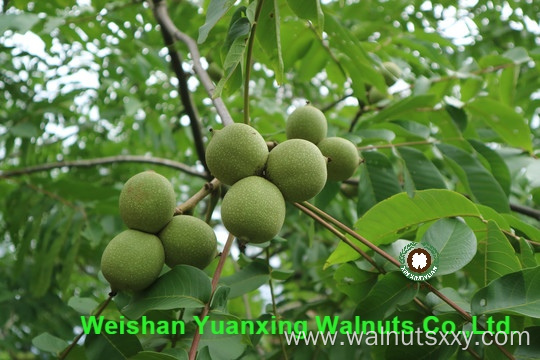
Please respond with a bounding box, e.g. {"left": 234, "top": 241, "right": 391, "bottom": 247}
{"left": 153, "top": 1, "right": 210, "bottom": 177}
{"left": 510, "top": 202, "right": 540, "bottom": 222}
{"left": 0, "top": 155, "right": 207, "bottom": 179}
{"left": 300, "top": 201, "right": 401, "bottom": 267}
{"left": 175, "top": 178, "right": 220, "bottom": 215}
{"left": 293, "top": 202, "right": 383, "bottom": 272}
{"left": 188, "top": 232, "right": 235, "bottom": 360}
{"left": 152, "top": 0, "right": 234, "bottom": 126}
{"left": 299, "top": 202, "right": 515, "bottom": 360}
{"left": 321, "top": 93, "right": 354, "bottom": 113}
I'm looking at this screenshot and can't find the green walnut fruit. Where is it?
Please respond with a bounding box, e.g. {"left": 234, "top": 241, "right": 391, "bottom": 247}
{"left": 101, "top": 229, "right": 165, "bottom": 292}
{"left": 368, "top": 87, "right": 387, "bottom": 104}
{"left": 119, "top": 171, "right": 176, "bottom": 234}
{"left": 205, "top": 123, "right": 269, "bottom": 185}
{"left": 318, "top": 137, "right": 360, "bottom": 181}
{"left": 265, "top": 139, "right": 327, "bottom": 202}
{"left": 221, "top": 176, "right": 285, "bottom": 244}
{"left": 158, "top": 215, "right": 217, "bottom": 269}
{"left": 381, "top": 61, "right": 401, "bottom": 86}
{"left": 286, "top": 104, "right": 327, "bottom": 144}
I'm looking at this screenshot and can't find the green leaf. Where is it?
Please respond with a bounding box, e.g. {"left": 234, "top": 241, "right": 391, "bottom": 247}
{"left": 85, "top": 330, "right": 143, "bottom": 360}
{"left": 358, "top": 95, "right": 437, "bottom": 127}
{"left": 326, "top": 190, "right": 482, "bottom": 267}
{"left": 503, "top": 47, "right": 531, "bottom": 64}
{"left": 498, "top": 65, "right": 519, "bottom": 106}
{"left": 199, "top": 313, "right": 250, "bottom": 360}
{"left": 355, "top": 272, "right": 418, "bottom": 320}
{"left": 468, "top": 139, "right": 511, "bottom": 196}
{"left": 425, "top": 288, "right": 471, "bottom": 314}
{"left": 476, "top": 221, "right": 522, "bottom": 286}
{"left": 397, "top": 147, "right": 447, "bottom": 190}
{"left": 324, "top": 15, "right": 385, "bottom": 96}
{"left": 445, "top": 105, "right": 467, "bottom": 131}
{"left": 221, "top": 260, "right": 269, "bottom": 298}
{"left": 129, "top": 351, "right": 181, "bottom": 360}
{"left": 9, "top": 122, "right": 40, "bottom": 138}
{"left": 333, "top": 263, "right": 377, "bottom": 302}
{"left": 271, "top": 268, "right": 295, "bottom": 280}
{"left": 122, "top": 266, "right": 212, "bottom": 319}
{"left": 421, "top": 218, "right": 476, "bottom": 276}
{"left": 209, "top": 285, "right": 230, "bottom": 311}
{"left": 68, "top": 297, "right": 99, "bottom": 315}
{"left": 437, "top": 143, "right": 510, "bottom": 213}
{"left": 198, "top": 0, "right": 236, "bottom": 43}
{"left": 256, "top": 0, "right": 284, "bottom": 84}
{"left": 515, "top": 327, "right": 540, "bottom": 359}
{"left": 0, "top": 13, "right": 40, "bottom": 33}
{"left": 518, "top": 237, "right": 537, "bottom": 269}
{"left": 471, "top": 266, "right": 540, "bottom": 318}
{"left": 357, "top": 150, "right": 402, "bottom": 215}
{"left": 214, "top": 15, "right": 250, "bottom": 98}
{"left": 286, "top": 0, "right": 324, "bottom": 35}
{"left": 502, "top": 214, "right": 540, "bottom": 241}
{"left": 32, "top": 332, "right": 69, "bottom": 354}
{"left": 467, "top": 97, "right": 532, "bottom": 153}
{"left": 161, "top": 348, "right": 189, "bottom": 360}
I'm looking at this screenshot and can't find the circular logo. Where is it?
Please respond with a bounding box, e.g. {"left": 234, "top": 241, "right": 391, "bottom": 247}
{"left": 399, "top": 243, "right": 439, "bottom": 281}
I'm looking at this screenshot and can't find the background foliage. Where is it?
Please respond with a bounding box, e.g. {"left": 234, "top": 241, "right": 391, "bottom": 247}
{"left": 1, "top": 0, "right": 540, "bottom": 359}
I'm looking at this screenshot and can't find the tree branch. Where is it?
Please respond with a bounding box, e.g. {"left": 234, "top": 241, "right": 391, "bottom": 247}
{"left": 510, "top": 202, "right": 540, "bottom": 221}
{"left": 59, "top": 293, "right": 115, "bottom": 359}
{"left": 243, "top": 0, "right": 265, "bottom": 125}
{"left": 188, "top": 232, "right": 235, "bottom": 360}
{"left": 294, "top": 202, "right": 383, "bottom": 272}
{"left": 153, "top": 1, "right": 210, "bottom": 177}
{"left": 298, "top": 202, "right": 515, "bottom": 360}
{"left": 0, "top": 155, "right": 207, "bottom": 179}
{"left": 152, "top": 0, "right": 234, "bottom": 126}
{"left": 175, "top": 178, "right": 220, "bottom": 215}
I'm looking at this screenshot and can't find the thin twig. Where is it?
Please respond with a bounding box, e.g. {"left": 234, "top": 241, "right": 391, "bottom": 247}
{"left": 293, "top": 202, "right": 383, "bottom": 272}
{"left": 299, "top": 202, "right": 515, "bottom": 360}
{"left": 153, "top": 0, "right": 234, "bottom": 126}
{"left": 0, "top": 155, "right": 207, "bottom": 179}
{"left": 188, "top": 233, "right": 235, "bottom": 360}
{"left": 321, "top": 92, "right": 354, "bottom": 113}
{"left": 266, "top": 248, "right": 288, "bottom": 360}
{"left": 243, "top": 0, "right": 265, "bottom": 125}
{"left": 59, "top": 293, "right": 116, "bottom": 359}
{"left": 176, "top": 178, "right": 220, "bottom": 215}
{"left": 153, "top": 0, "right": 210, "bottom": 176}
{"left": 300, "top": 201, "right": 401, "bottom": 267}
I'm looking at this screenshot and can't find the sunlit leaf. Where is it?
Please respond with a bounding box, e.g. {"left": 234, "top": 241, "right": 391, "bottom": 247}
{"left": 327, "top": 189, "right": 482, "bottom": 267}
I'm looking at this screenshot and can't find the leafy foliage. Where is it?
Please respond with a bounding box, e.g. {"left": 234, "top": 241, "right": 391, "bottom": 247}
{"left": 1, "top": 0, "right": 540, "bottom": 359}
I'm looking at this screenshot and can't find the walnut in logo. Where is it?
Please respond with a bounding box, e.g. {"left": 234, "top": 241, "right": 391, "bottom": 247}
{"left": 407, "top": 248, "right": 431, "bottom": 273}
{"left": 399, "top": 243, "right": 439, "bottom": 281}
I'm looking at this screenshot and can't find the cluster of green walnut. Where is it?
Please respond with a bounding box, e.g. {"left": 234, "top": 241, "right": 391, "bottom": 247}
{"left": 206, "top": 104, "right": 360, "bottom": 245}
{"left": 101, "top": 171, "right": 218, "bottom": 292}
